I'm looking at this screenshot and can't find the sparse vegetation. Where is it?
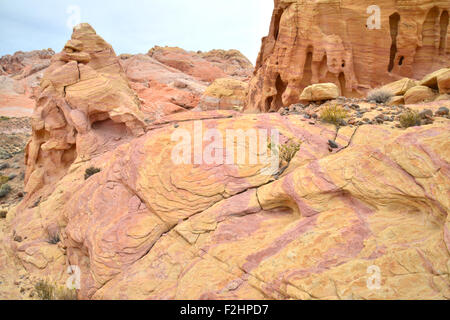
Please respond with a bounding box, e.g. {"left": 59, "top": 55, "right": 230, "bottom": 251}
{"left": 269, "top": 139, "right": 302, "bottom": 166}
{"left": 399, "top": 109, "right": 421, "bottom": 128}
{"left": 0, "top": 183, "right": 12, "bottom": 198}
{"left": 0, "top": 116, "right": 10, "bottom": 121}
{"left": 367, "top": 89, "right": 394, "bottom": 104}
{"left": 319, "top": 104, "right": 349, "bottom": 126}
{"left": 34, "top": 279, "right": 77, "bottom": 300}
{"left": 84, "top": 167, "right": 101, "bottom": 180}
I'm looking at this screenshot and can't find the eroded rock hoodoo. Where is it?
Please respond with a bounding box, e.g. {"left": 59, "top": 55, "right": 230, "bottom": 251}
{"left": 25, "top": 23, "right": 145, "bottom": 195}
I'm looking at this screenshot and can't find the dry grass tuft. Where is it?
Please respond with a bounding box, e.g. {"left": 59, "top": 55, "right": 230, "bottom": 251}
{"left": 367, "top": 89, "right": 394, "bottom": 104}
{"left": 319, "top": 104, "right": 349, "bottom": 126}
{"left": 399, "top": 109, "right": 421, "bottom": 128}
{"left": 34, "top": 280, "right": 77, "bottom": 300}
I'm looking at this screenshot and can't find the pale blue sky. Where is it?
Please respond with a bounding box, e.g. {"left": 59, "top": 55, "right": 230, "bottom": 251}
{"left": 0, "top": 0, "right": 274, "bottom": 64}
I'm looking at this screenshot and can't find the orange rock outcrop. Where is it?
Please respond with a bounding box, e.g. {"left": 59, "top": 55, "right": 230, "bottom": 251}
{"left": 246, "top": 0, "right": 450, "bottom": 112}
{"left": 24, "top": 23, "right": 146, "bottom": 195}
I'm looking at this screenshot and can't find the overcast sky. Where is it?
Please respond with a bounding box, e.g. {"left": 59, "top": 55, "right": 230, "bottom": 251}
{"left": 0, "top": 0, "right": 274, "bottom": 64}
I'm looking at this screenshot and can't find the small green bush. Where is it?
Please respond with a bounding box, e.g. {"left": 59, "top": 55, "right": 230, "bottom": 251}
{"left": 0, "top": 116, "right": 10, "bottom": 121}
{"left": 279, "top": 140, "right": 302, "bottom": 164}
{"left": 34, "top": 280, "right": 77, "bottom": 300}
{"left": 0, "top": 184, "right": 12, "bottom": 198}
{"left": 367, "top": 89, "right": 393, "bottom": 104}
{"left": 269, "top": 139, "right": 302, "bottom": 166}
{"left": 84, "top": 167, "right": 101, "bottom": 180}
{"left": 320, "top": 104, "right": 349, "bottom": 126}
{"left": 400, "top": 109, "right": 421, "bottom": 128}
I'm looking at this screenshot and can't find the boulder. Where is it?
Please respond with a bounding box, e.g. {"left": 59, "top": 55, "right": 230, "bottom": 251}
{"left": 419, "top": 68, "right": 450, "bottom": 88}
{"left": 437, "top": 69, "right": 450, "bottom": 94}
{"left": 388, "top": 95, "right": 405, "bottom": 106}
{"left": 382, "top": 78, "right": 417, "bottom": 95}
{"left": 404, "top": 86, "right": 437, "bottom": 104}
{"left": 299, "top": 83, "right": 340, "bottom": 102}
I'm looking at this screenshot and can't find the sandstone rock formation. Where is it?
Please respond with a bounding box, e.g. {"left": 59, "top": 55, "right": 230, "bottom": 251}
{"left": 198, "top": 49, "right": 254, "bottom": 81}
{"left": 2, "top": 21, "right": 450, "bottom": 301}
{"left": 299, "top": 83, "right": 340, "bottom": 102}
{"left": 199, "top": 78, "right": 248, "bottom": 111}
{"left": 0, "top": 50, "right": 54, "bottom": 117}
{"left": 118, "top": 47, "right": 253, "bottom": 119}
{"left": 0, "top": 45, "right": 253, "bottom": 119}
{"left": 0, "top": 50, "right": 54, "bottom": 77}
{"left": 120, "top": 53, "right": 206, "bottom": 119}
{"left": 404, "top": 85, "right": 437, "bottom": 104}
{"left": 24, "top": 23, "right": 146, "bottom": 196}
{"left": 379, "top": 68, "right": 449, "bottom": 105}
{"left": 246, "top": 0, "right": 450, "bottom": 112}
{"left": 5, "top": 105, "right": 450, "bottom": 299}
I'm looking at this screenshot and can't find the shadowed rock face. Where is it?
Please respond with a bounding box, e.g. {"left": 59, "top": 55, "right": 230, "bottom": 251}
{"left": 246, "top": 0, "right": 450, "bottom": 112}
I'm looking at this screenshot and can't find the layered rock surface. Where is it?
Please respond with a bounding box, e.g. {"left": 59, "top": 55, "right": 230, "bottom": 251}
{"left": 1, "top": 22, "right": 449, "bottom": 301}
{"left": 122, "top": 47, "right": 253, "bottom": 119}
{"left": 5, "top": 106, "right": 450, "bottom": 299}
{"left": 246, "top": 0, "right": 450, "bottom": 112}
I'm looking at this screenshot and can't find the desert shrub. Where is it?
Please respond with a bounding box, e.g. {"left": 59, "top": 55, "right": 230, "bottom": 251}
{"left": 0, "top": 116, "right": 9, "bottom": 121}
{"left": 269, "top": 139, "right": 302, "bottom": 166}
{"left": 320, "top": 104, "right": 349, "bottom": 126}
{"left": 84, "top": 167, "right": 101, "bottom": 180}
{"left": 34, "top": 280, "right": 54, "bottom": 300}
{"left": 280, "top": 140, "right": 302, "bottom": 164}
{"left": 400, "top": 109, "right": 421, "bottom": 128}
{"left": 0, "top": 175, "right": 9, "bottom": 185}
{"left": 0, "top": 184, "right": 12, "bottom": 198}
{"left": 367, "top": 89, "right": 393, "bottom": 104}
{"left": 34, "top": 280, "right": 77, "bottom": 300}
